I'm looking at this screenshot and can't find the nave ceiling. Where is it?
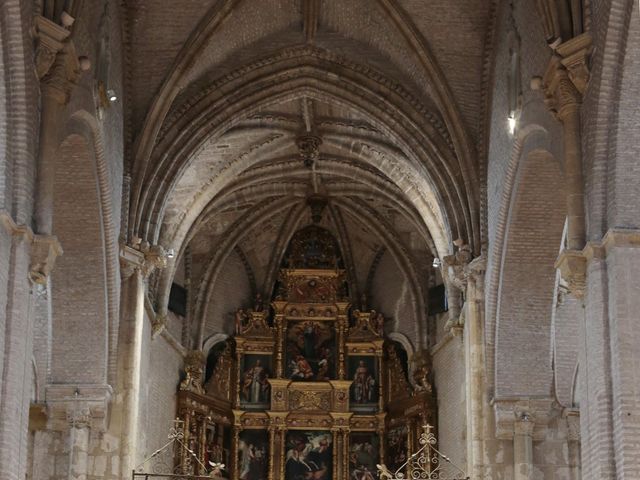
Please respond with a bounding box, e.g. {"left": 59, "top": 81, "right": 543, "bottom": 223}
{"left": 119, "top": 0, "right": 493, "bottom": 344}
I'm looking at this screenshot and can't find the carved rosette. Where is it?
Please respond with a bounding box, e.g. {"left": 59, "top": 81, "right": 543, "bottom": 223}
{"left": 296, "top": 134, "right": 322, "bottom": 167}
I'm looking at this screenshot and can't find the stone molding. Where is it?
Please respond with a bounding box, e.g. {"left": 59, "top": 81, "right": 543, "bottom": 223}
{"left": 492, "top": 397, "right": 556, "bottom": 440}
{"left": 45, "top": 384, "right": 113, "bottom": 432}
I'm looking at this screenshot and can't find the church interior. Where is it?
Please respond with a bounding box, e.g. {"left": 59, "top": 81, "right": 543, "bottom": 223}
{"left": 1, "top": 1, "right": 639, "bottom": 479}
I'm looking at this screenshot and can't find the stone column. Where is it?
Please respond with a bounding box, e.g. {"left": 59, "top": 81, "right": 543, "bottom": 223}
{"left": 118, "top": 244, "right": 167, "bottom": 476}
{"left": 539, "top": 35, "right": 591, "bottom": 298}
{"left": 513, "top": 414, "right": 534, "bottom": 480}
{"left": 464, "top": 257, "right": 486, "bottom": 479}
{"left": 579, "top": 231, "right": 640, "bottom": 479}
{"left": 67, "top": 407, "right": 91, "bottom": 480}
{"left": 0, "top": 214, "right": 61, "bottom": 480}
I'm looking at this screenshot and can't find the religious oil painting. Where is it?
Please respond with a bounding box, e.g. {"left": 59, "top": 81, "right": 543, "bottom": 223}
{"left": 386, "top": 425, "right": 409, "bottom": 474}
{"left": 348, "top": 355, "right": 378, "bottom": 412}
{"left": 286, "top": 321, "right": 336, "bottom": 381}
{"left": 240, "top": 354, "right": 272, "bottom": 409}
{"left": 237, "top": 430, "right": 269, "bottom": 480}
{"left": 285, "top": 430, "right": 333, "bottom": 480}
{"left": 349, "top": 432, "right": 380, "bottom": 480}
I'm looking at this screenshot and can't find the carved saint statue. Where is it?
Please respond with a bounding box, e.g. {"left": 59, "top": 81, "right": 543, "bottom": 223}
{"left": 235, "top": 309, "right": 247, "bottom": 335}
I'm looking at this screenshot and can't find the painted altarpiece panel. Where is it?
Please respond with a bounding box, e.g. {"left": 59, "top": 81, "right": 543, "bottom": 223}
{"left": 240, "top": 354, "right": 272, "bottom": 410}
{"left": 284, "top": 430, "right": 333, "bottom": 480}
{"left": 237, "top": 429, "right": 269, "bottom": 480}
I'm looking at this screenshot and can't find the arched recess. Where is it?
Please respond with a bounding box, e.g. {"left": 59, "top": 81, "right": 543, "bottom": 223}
{"left": 493, "top": 147, "right": 565, "bottom": 399}
{"left": 50, "top": 133, "right": 110, "bottom": 385}
{"left": 132, "top": 48, "right": 475, "bottom": 258}
{"left": 66, "top": 112, "right": 120, "bottom": 384}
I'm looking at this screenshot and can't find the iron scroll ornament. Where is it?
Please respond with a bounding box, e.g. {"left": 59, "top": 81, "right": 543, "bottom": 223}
{"left": 377, "top": 425, "right": 469, "bottom": 480}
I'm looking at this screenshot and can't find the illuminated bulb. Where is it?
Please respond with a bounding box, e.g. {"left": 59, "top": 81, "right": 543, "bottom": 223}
{"left": 107, "top": 89, "right": 117, "bottom": 102}
{"left": 508, "top": 115, "right": 517, "bottom": 135}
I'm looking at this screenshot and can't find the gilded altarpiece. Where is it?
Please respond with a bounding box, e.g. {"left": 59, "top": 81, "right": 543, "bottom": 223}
{"left": 175, "top": 226, "right": 436, "bottom": 479}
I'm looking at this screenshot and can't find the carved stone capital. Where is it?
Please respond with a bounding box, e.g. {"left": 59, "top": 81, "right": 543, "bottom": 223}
{"left": 120, "top": 243, "right": 168, "bottom": 280}
{"left": 40, "top": 38, "right": 81, "bottom": 105}
{"left": 45, "top": 384, "right": 112, "bottom": 432}
{"left": 493, "top": 397, "right": 555, "bottom": 440}
{"left": 556, "top": 33, "right": 592, "bottom": 95}
{"left": 67, "top": 407, "right": 92, "bottom": 429}
{"left": 514, "top": 412, "right": 535, "bottom": 436}
{"left": 542, "top": 34, "right": 591, "bottom": 119}
{"left": 554, "top": 249, "right": 586, "bottom": 298}
{"left": 542, "top": 60, "right": 581, "bottom": 120}
{"left": 442, "top": 242, "right": 473, "bottom": 291}
{"left": 33, "top": 16, "right": 70, "bottom": 79}
{"left": 29, "top": 234, "right": 63, "bottom": 284}
{"left": 151, "top": 312, "right": 167, "bottom": 338}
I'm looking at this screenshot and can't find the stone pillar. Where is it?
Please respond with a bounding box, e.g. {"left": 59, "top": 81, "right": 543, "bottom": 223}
{"left": 118, "top": 244, "right": 167, "bottom": 476}
{"left": 579, "top": 231, "right": 640, "bottom": 479}
{"left": 67, "top": 408, "right": 91, "bottom": 480}
{"left": 0, "top": 214, "right": 61, "bottom": 480}
{"left": 464, "top": 257, "right": 486, "bottom": 479}
{"left": 513, "top": 414, "right": 534, "bottom": 480}
{"left": 539, "top": 34, "right": 592, "bottom": 298}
